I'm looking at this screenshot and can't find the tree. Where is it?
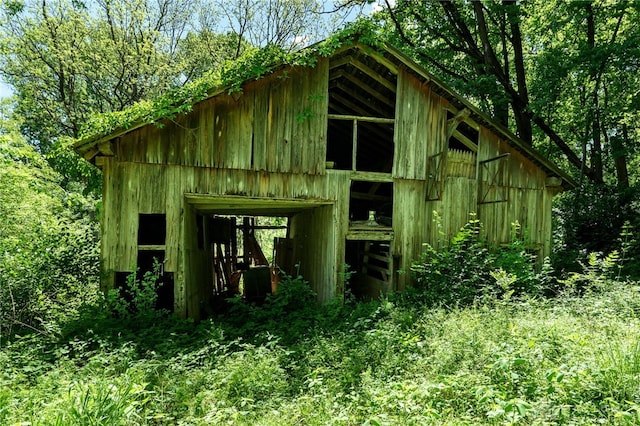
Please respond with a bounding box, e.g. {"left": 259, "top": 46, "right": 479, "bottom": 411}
{"left": 369, "top": 0, "right": 640, "bottom": 188}
{"left": 0, "top": 107, "right": 100, "bottom": 336}
{"left": 0, "top": 0, "right": 195, "bottom": 148}
{"left": 215, "top": 0, "right": 333, "bottom": 52}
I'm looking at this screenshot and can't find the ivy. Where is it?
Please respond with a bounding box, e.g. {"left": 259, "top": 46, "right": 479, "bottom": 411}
{"left": 76, "top": 19, "right": 385, "bottom": 144}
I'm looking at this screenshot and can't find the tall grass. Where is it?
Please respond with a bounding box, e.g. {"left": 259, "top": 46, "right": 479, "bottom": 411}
{"left": 3, "top": 219, "right": 639, "bottom": 425}
{"left": 2, "top": 280, "right": 640, "bottom": 425}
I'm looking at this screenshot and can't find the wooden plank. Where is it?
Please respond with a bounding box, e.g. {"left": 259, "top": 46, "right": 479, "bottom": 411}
{"left": 346, "top": 230, "right": 394, "bottom": 241}
{"left": 355, "top": 43, "right": 399, "bottom": 74}
{"left": 363, "top": 262, "right": 392, "bottom": 275}
{"left": 349, "top": 171, "right": 394, "bottom": 182}
{"left": 363, "top": 252, "right": 392, "bottom": 263}
{"left": 138, "top": 245, "right": 166, "bottom": 251}
{"left": 352, "top": 119, "right": 358, "bottom": 171}
{"left": 452, "top": 130, "right": 478, "bottom": 152}
{"left": 328, "top": 114, "right": 395, "bottom": 124}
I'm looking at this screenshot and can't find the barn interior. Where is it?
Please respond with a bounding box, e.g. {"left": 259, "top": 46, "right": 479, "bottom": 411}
{"left": 183, "top": 196, "right": 335, "bottom": 317}
{"left": 326, "top": 46, "right": 397, "bottom": 173}
{"left": 327, "top": 46, "right": 399, "bottom": 299}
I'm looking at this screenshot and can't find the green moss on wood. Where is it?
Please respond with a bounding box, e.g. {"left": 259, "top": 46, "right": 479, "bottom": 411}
{"left": 75, "top": 20, "right": 383, "bottom": 146}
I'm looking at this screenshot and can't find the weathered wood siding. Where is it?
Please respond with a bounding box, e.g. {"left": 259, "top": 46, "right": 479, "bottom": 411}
{"left": 477, "top": 127, "right": 554, "bottom": 255}
{"left": 117, "top": 60, "right": 329, "bottom": 175}
{"left": 391, "top": 69, "right": 556, "bottom": 266}
{"left": 290, "top": 204, "right": 338, "bottom": 302}
{"left": 392, "top": 178, "right": 428, "bottom": 290}
{"left": 101, "top": 158, "right": 352, "bottom": 317}
{"left": 393, "top": 69, "right": 447, "bottom": 180}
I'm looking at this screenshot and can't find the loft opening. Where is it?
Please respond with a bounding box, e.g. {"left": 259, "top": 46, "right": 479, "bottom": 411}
{"left": 349, "top": 180, "right": 393, "bottom": 226}
{"left": 326, "top": 47, "right": 397, "bottom": 173}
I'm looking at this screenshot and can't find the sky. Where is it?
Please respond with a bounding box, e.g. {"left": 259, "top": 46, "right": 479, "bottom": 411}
{"left": 0, "top": 82, "right": 13, "bottom": 99}
{"left": 0, "top": 1, "right": 384, "bottom": 101}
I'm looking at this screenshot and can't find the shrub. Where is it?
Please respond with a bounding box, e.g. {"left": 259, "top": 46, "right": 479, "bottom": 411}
{"left": 410, "top": 215, "right": 547, "bottom": 307}
{"left": 0, "top": 135, "right": 100, "bottom": 339}
{"left": 104, "top": 259, "right": 168, "bottom": 322}
{"left": 224, "top": 272, "right": 319, "bottom": 342}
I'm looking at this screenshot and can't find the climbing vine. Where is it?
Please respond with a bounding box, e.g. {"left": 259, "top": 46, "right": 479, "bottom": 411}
{"left": 77, "top": 20, "right": 384, "bottom": 144}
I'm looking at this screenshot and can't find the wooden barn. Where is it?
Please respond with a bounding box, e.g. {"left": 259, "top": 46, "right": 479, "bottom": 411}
{"left": 74, "top": 40, "right": 575, "bottom": 319}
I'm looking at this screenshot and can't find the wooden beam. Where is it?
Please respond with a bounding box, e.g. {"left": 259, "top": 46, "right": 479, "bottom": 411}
{"left": 346, "top": 229, "right": 394, "bottom": 241}
{"left": 447, "top": 108, "right": 470, "bottom": 139}
{"left": 350, "top": 191, "right": 392, "bottom": 202}
{"left": 350, "top": 58, "right": 397, "bottom": 92}
{"left": 364, "top": 262, "right": 392, "bottom": 275}
{"left": 328, "top": 114, "right": 395, "bottom": 124}
{"left": 329, "top": 55, "right": 352, "bottom": 70}
{"left": 356, "top": 43, "right": 399, "bottom": 74}
{"left": 82, "top": 147, "right": 99, "bottom": 161}
{"left": 350, "top": 171, "right": 394, "bottom": 182}
{"left": 451, "top": 130, "right": 478, "bottom": 152}
{"left": 445, "top": 105, "right": 480, "bottom": 131}
{"left": 363, "top": 252, "right": 392, "bottom": 263}
{"left": 334, "top": 82, "right": 391, "bottom": 117}
{"left": 138, "top": 245, "right": 166, "bottom": 251}
{"left": 332, "top": 92, "right": 377, "bottom": 117}
{"left": 336, "top": 74, "right": 395, "bottom": 107}
{"left": 352, "top": 119, "right": 358, "bottom": 171}
{"left": 98, "top": 140, "right": 115, "bottom": 156}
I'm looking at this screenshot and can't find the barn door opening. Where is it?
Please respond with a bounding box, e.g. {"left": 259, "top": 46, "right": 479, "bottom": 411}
{"left": 345, "top": 240, "right": 394, "bottom": 300}
{"left": 196, "top": 214, "right": 290, "bottom": 304}
{"left": 183, "top": 195, "right": 335, "bottom": 319}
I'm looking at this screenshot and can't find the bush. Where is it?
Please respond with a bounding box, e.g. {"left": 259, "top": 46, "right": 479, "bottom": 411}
{"left": 224, "top": 272, "right": 319, "bottom": 342}
{"left": 410, "top": 215, "right": 547, "bottom": 307}
{"left": 0, "top": 134, "right": 100, "bottom": 339}
{"left": 104, "top": 259, "right": 168, "bottom": 322}
{"left": 553, "top": 181, "right": 640, "bottom": 278}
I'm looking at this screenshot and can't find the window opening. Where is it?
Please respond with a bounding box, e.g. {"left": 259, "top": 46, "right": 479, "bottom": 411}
{"left": 113, "top": 250, "right": 174, "bottom": 314}
{"left": 133, "top": 213, "right": 172, "bottom": 312}
{"left": 349, "top": 181, "right": 393, "bottom": 227}
{"left": 447, "top": 110, "right": 478, "bottom": 153}
{"left": 326, "top": 115, "right": 395, "bottom": 173}
{"left": 440, "top": 110, "right": 478, "bottom": 190}
{"left": 138, "top": 213, "right": 166, "bottom": 246}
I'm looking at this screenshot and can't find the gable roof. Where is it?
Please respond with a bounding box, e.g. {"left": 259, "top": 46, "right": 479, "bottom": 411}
{"left": 73, "top": 37, "right": 576, "bottom": 188}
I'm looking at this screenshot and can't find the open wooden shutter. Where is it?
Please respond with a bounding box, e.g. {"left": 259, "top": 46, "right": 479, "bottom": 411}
{"left": 478, "top": 153, "right": 510, "bottom": 204}
{"left": 426, "top": 151, "right": 446, "bottom": 201}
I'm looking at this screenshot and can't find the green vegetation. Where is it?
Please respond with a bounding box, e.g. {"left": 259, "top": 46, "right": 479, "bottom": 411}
{"left": 0, "top": 128, "right": 100, "bottom": 337}
{"left": 2, "top": 1, "right": 640, "bottom": 424}
{"left": 2, "top": 215, "right": 639, "bottom": 425}
{"left": 75, "top": 19, "right": 379, "bottom": 144}
{"left": 2, "top": 274, "right": 640, "bottom": 424}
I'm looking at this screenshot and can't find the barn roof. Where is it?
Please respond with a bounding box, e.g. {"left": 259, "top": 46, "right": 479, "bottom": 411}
{"left": 73, "top": 33, "right": 576, "bottom": 188}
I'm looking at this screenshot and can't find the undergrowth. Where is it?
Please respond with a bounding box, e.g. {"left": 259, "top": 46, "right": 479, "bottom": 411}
{"left": 2, "top": 219, "right": 639, "bottom": 425}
